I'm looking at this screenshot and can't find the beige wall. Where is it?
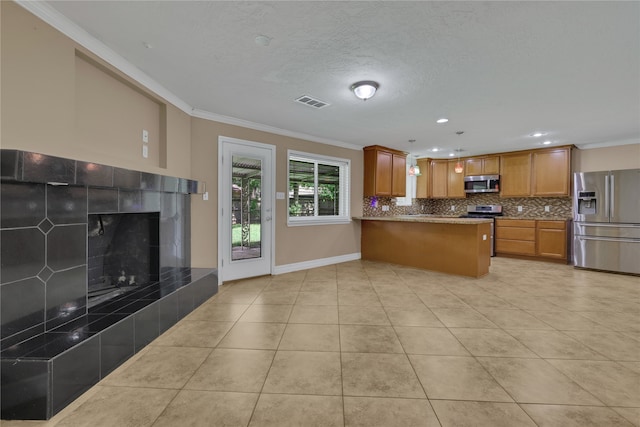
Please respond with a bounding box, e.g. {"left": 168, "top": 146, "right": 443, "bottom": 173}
{"left": 190, "top": 118, "right": 363, "bottom": 268}
{"left": 1, "top": 2, "right": 191, "bottom": 177}
{"left": 573, "top": 143, "right": 640, "bottom": 172}
{"left": 1, "top": 2, "right": 363, "bottom": 273}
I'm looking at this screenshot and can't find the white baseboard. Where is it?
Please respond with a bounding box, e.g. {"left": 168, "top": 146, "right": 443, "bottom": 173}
{"left": 273, "top": 253, "right": 361, "bottom": 275}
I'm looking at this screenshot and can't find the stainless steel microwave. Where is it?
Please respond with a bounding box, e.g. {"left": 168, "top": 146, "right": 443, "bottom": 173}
{"left": 464, "top": 175, "right": 500, "bottom": 193}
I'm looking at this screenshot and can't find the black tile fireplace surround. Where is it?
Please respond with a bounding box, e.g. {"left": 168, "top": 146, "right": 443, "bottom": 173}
{"left": 0, "top": 150, "right": 217, "bottom": 420}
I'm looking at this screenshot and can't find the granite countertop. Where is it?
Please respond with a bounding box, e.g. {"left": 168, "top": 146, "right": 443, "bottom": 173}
{"left": 353, "top": 215, "right": 493, "bottom": 224}
{"left": 499, "top": 216, "right": 572, "bottom": 221}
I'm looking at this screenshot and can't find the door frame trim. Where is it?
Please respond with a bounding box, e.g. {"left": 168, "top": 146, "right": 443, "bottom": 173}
{"left": 217, "top": 135, "right": 276, "bottom": 284}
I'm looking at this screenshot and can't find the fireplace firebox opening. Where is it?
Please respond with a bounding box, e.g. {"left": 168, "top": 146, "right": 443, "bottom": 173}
{"left": 87, "top": 212, "right": 160, "bottom": 307}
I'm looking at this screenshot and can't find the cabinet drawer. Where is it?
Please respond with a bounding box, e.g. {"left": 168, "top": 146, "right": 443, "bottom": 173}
{"left": 537, "top": 220, "right": 566, "bottom": 230}
{"left": 496, "top": 239, "right": 536, "bottom": 255}
{"left": 496, "top": 227, "right": 536, "bottom": 241}
{"left": 496, "top": 219, "right": 536, "bottom": 228}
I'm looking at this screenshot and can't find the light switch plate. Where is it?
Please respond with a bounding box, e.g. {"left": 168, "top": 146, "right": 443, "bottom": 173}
{"left": 142, "top": 145, "right": 148, "bottom": 158}
{"left": 142, "top": 129, "right": 149, "bottom": 143}
{"left": 276, "top": 192, "right": 285, "bottom": 200}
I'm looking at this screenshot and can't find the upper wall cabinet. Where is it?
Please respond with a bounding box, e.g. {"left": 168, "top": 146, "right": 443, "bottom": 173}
{"left": 415, "top": 158, "right": 431, "bottom": 198}
{"left": 364, "top": 145, "right": 407, "bottom": 197}
{"left": 500, "top": 146, "right": 571, "bottom": 198}
{"left": 429, "top": 159, "right": 466, "bottom": 199}
{"left": 532, "top": 148, "right": 571, "bottom": 196}
{"left": 465, "top": 156, "right": 500, "bottom": 176}
{"left": 500, "top": 152, "right": 533, "bottom": 197}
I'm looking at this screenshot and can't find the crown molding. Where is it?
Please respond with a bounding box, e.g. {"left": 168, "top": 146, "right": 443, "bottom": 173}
{"left": 191, "top": 109, "right": 362, "bottom": 151}
{"left": 15, "top": 1, "right": 361, "bottom": 152}
{"left": 574, "top": 138, "right": 640, "bottom": 150}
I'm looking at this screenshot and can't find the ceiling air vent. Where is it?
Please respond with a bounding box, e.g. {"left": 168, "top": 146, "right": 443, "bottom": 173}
{"left": 295, "top": 95, "right": 330, "bottom": 109}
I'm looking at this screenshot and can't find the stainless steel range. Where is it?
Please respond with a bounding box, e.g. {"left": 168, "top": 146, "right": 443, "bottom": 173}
{"left": 459, "top": 204, "right": 503, "bottom": 256}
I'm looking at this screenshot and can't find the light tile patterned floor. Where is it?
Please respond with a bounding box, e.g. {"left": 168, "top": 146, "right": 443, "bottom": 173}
{"left": 4, "top": 258, "right": 639, "bottom": 426}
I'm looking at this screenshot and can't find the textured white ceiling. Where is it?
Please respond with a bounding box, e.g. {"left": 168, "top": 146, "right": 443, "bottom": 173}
{"left": 42, "top": 1, "right": 640, "bottom": 157}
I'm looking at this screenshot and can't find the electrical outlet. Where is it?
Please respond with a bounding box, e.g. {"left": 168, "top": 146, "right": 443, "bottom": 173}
{"left": 451, "top": 206, "right": 456, "bottom": 211}
{"left": 517, "top": 206, "right": 523, "bottom": 212}
{"left": 276, "top": 192, "right": 285, "bottom": 200}
{"left": 142, "top": 129, "right": 149, "bottom": 143}
{"left": 382, "top": 205, "right": 389, "bottom": 211}
{"left": 545, "top": 205, "right": 550, "bottom": 212}
{"left": 142, "top": 145, "right": 149, "bottom": 158}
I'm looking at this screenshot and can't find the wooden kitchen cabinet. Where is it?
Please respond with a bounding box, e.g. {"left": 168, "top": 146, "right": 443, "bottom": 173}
{"left": 496, "top": 218, "right": 569, "bottom": 262}
{"left": 415, "top": 158, "right": 431, "bottom": 198}
{"left": 495, "top": 219, "right": 536, "bottom": 256}
{"left": 430, "top": 159, "right": 465, "bottom": 198}
{"left": 363, "top": 145, "right": 407, "bottom": 197}
{"left": 532, "top": 148, "right": 571, "bottom": 196}
{"left": 465, "top": 156, "right": 500, "bottom": 176}
{"left": 430, "top": 160, "right": 448, "bottom": 198}
{"left": 500, "top": 152, "right": 532, "bottom": 197}
{"left": 536, "top": 220, "right": 569, "bottom": 261}
{"left": 391, "top": 153, "right": 407, "bottom": 197}
{"left": 447, "top": 160, "right": 466, "bottom": 198}
{"left": 500, "top": 146, "right": 571, "bottom": 198}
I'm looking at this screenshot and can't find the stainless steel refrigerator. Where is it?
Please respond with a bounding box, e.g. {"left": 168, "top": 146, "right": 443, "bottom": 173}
{"left": 573, "top": 169, "right": 640, "bottom": 274}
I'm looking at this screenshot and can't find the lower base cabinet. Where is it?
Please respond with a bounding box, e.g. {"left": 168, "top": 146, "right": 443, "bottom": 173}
{"left": 496, "top": 219, "right": 569, "bottom": 262}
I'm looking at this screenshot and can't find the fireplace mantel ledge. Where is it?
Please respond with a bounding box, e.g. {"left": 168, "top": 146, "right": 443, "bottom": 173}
{"left": 1, "top": 149, "right": 204, "bottom": 194}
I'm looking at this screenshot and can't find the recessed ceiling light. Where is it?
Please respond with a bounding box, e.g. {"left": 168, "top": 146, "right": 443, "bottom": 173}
{"left": 254, "top": 35, "right": 272, "bottom": 46}
{"left": 531, "top": 132, "right": 547, "bottom": 137}
{"left": 449, "top": 153, "right": 455, "bottom": 157}
{"left": 436, "top": 118, "right": 449, "bottom": 124}
{"left": 432, "top": 148, "right": 439, "bottom": 152}
{"left": 542, "top": 140, "right": 552, "bottom": 145}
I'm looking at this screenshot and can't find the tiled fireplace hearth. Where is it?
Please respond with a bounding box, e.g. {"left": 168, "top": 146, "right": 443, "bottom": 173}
{"left": 0, "top": 150, "right": 218, "bottom": 420}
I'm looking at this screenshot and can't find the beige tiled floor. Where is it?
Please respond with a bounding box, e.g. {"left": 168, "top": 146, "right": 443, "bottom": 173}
{"left": 4, "top": 258, "right": 640, "bottom": 426}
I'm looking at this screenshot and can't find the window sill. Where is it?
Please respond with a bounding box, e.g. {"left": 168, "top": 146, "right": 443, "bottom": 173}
{"left": 287, "top": 218, "right": 352, "bottom": 227}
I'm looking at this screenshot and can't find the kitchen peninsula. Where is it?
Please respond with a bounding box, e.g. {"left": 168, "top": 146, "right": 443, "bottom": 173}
{"left": 355, "top": 216, "right": 493, "bottom": 278}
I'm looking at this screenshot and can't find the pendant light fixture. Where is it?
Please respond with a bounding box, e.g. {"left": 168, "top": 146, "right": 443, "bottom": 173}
{"left": 454, "top": 159, "right": 464, "bottom": 174}
{"left": 407, "top": 140, "right": 421, "bottom": 176}
{"left": 454, "top": 132, "right": 464, "bottom": 174}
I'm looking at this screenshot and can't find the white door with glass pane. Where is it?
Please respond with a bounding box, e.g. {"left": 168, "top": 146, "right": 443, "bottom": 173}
{"left": 219, "top": 137, "right": 275, "bottom": 282}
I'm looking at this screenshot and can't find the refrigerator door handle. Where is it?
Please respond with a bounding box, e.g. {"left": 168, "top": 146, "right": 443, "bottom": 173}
{"left": 578, "top": 222, "right": 640, "bottom": 228}
{"left": 577, "top": 236, "right": 640, "bottom": 243}
{"left": 610, "top": 174, "right": 615, "bottom": 221}
{"left": 604, "top": 174, "right": 610, "bottom": 220}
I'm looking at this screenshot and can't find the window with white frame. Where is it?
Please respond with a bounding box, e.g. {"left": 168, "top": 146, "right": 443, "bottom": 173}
{"left": 288, "top": 150, "right": 350, "bottom": 225}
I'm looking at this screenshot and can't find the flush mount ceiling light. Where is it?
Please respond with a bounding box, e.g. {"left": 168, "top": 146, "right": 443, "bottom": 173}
{"left": 436, "top": 118, "right": 449, "bottom": 124}
{"left": 351, "top": 81, "right": 379, "bottom": 101}
{"left": 531, "top": 132, "right": 547, "bottom": 137}
{"left": 542, "top": 140, "right": 552, "bottom": 145}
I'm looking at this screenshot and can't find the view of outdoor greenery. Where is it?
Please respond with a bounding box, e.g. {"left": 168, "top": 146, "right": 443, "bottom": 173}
{"left": 289, "top": 159, "right": 340, "bottom": 217}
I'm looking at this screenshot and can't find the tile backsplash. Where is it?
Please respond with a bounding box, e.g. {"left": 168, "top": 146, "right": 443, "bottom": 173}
{"left": 363, "top": 193, "right": 572, "bottom": 218}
